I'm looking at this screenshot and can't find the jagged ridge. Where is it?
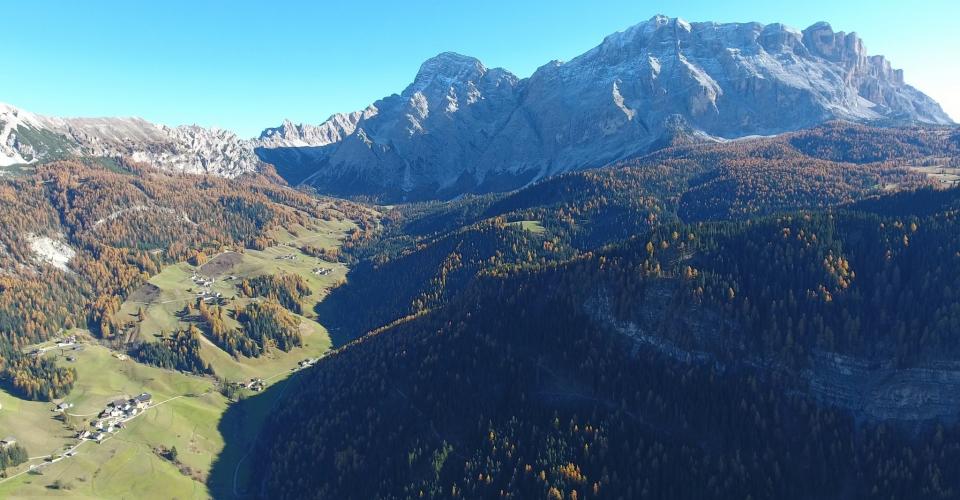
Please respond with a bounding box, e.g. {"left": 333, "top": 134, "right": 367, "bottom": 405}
{"left": 256, "top": 15, "right": 953, "bottom": 200}
{"left": 0, "top": 103, "right": 263, "bottom": 177}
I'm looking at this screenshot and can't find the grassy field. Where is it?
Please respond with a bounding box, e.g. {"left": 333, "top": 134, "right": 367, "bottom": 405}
{"left": 0, "top": 215, "right": 361, "bottom": 498}
{"left": 0, "top": 343, "right": 225, "bottom": 498}
{"left": 117, "top": 218, "right": 352, "bottom": 381}
{"left": 509, "top": 220, "right": 546, "bottom": 234}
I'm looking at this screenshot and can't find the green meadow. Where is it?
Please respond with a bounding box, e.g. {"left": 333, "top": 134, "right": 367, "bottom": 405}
{"left": 0, "top": 217, "right": 358, "bottom": 498}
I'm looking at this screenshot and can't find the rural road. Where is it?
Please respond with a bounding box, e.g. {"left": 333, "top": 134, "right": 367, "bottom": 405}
{"left": 0, "top": 394, "right": 186, "bottom": 486}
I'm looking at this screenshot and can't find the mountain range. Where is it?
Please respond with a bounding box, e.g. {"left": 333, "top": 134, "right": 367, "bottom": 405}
{"left": 0, "top": 103, "right": 262, "bottom": 177}
{"left": 1, "top": 16, "right": 953, "bottom": 198}
{"left": 257, "top": 16, "right": 952, "bottom": 200}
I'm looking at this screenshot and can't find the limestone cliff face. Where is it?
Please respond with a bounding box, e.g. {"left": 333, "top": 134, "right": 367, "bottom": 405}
{"left": 0, "top": 103, "right": 263, "bottom": 177}
{"left": 257, "top": 16, "right": 952, "bottom": 200}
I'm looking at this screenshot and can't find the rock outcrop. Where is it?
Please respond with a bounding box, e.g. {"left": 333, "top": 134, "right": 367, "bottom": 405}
{"left": 0, "top": 103, "right": 263, "bottom": 177}
{"left": 257, "top": 16, "right": 952, "bottom": 200}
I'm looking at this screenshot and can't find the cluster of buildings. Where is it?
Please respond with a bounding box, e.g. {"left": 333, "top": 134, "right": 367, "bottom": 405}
{"left": 190, "top": 271, "right": 215, "bottom": 288}
{"left": 55, "top": 335, "right": 78, "bottom": 348}
{"left": 80, "top": 393, "right": 153, "bottom": 443}
{"left": 196, "top": 290, "right": 223, "bottom": 303}
{"left": 27, "top": 334, "right": 81, "bottom": 358}
{"left": 190, "top": 271, "right": 224, "bottom": 303}
{"left": 276, "top": 254, "right": 297, "bottom": 261}
{"left": 312, "top": 267, "right": 332, "bottom": 276}
{"left": 297, "top": 358, "right": 318, "bottom": 369}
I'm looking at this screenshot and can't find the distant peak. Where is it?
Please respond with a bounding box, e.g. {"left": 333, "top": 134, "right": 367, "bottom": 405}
{"left": 648, "top": 14, "right": 671, "bottom": 24}
{"left": 424, "top": 51, "right": 482, "bottom": 65}
{"left": 806, "top": 21, "right": 834, "bottom": 32}
{"left": 643, "top": 14, "right": 690, "bottom": 28}
{"left": 416, "top": 52, "right": 485, "bottom": 77}
{"left": 599, "top": 15, "right": 692, "bottom": 49}
{"left": 411, "top": 52, "right": 488, "bottom": 92}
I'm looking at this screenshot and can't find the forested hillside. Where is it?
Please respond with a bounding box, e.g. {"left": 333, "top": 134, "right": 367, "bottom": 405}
{"left": 240, "top": 123, "right": 960, "bottom": 499}
{"left": 0, "top": 159, "right": 374, "bottom": 400}
{"left": 318, "top": 123, "right": 956, "bottom": 345}
{"left": 249, "top": 188, "right": 960, "bottom": 499}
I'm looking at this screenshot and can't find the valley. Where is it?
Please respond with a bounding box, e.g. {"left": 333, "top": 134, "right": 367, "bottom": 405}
{"left": 0, "top": 199, "right": 367, "bottom": 498}
{"left": 1, "top": 8, "right": 960, "bottom": 499}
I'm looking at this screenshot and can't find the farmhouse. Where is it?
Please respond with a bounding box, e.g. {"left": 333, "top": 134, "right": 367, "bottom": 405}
{"left": 56, "top": 335, "right": 77, "bottom": 347}
{"left": 1, "top": 436, "right": 16, "bottom": 447}
{"left": 133, "top": 393, "right": 152, "bottom": 408}
{"left": 247, "top": 378, "right": 265, "bottom": 391}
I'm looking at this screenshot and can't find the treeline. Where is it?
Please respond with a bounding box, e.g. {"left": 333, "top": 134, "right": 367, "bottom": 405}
{"left": 787, "top": 121, "right": 960, "bottom": 164}
{"left": 196, "top": 298, "right": 302, "bottom": 358}
{"left": 242, "top": 273, "right": 311, "bottom": 314}
{"left": 0, "top": 340, "right": 76, "bottom": 401}
{"left": 0, "top": 443, "right": 29, "bottom": 473}
{"left": 237, "top": 301, "right": 302, "bottom": 353}
{"left": 131, "top": 326, "right": 212, "bottom": 374}
{"left": 196, "top": 301, "right": 259, "bottom": 358}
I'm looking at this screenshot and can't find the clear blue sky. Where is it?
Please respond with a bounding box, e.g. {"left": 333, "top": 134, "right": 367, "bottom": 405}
{"left": 2, "top": 0, "right": 957, "bottom": 137}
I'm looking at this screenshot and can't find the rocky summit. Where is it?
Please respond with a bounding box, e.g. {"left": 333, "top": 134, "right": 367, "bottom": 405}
{"left": 256, "top": 16, "right": 952, "bottom": 201}
{"left": 0, "top": 103, "right": 262, "bottom": 177}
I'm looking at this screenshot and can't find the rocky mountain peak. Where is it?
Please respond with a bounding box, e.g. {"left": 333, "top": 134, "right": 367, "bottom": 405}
{"left": 802, "top": 22, "right": 866, "bottom": 63}
{"left": 410, "top": 52, "right": 488, "bottom": 94}
{"left": 0, "top": 103, "right": 263, "bottom": 176}
{"left": 254, "top": 17, "right": 954, "bottom": 201}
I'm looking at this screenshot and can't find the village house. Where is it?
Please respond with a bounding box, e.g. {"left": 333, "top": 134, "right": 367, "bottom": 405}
{"left": 133, "top": 393, "right": 152, "bottom": 408}
{"left": 1, "top": 436, "right": 16, "bottom": 448}
{"left": 55, "top": 335, "right": 77, "bottom": 347}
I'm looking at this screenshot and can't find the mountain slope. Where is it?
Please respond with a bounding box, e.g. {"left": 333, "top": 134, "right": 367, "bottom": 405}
{"left": 0, "top": 103, "right": 263, "bottom": 177}
{"left": 243, "top": 189, "right": 960, "bottom": 499}
{"left": 256, "top": 15, "right": 953, "bottom": 201}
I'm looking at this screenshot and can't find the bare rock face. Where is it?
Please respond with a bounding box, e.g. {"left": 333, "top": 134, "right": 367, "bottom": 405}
{"left": 257, "top": 16, "right": 953, "bottom": 201}
{"left": 0, "top": 103, "right": 263, "bottom": 177}
{"left": 806, "top": 351, "right": 960, "bottom": 422}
